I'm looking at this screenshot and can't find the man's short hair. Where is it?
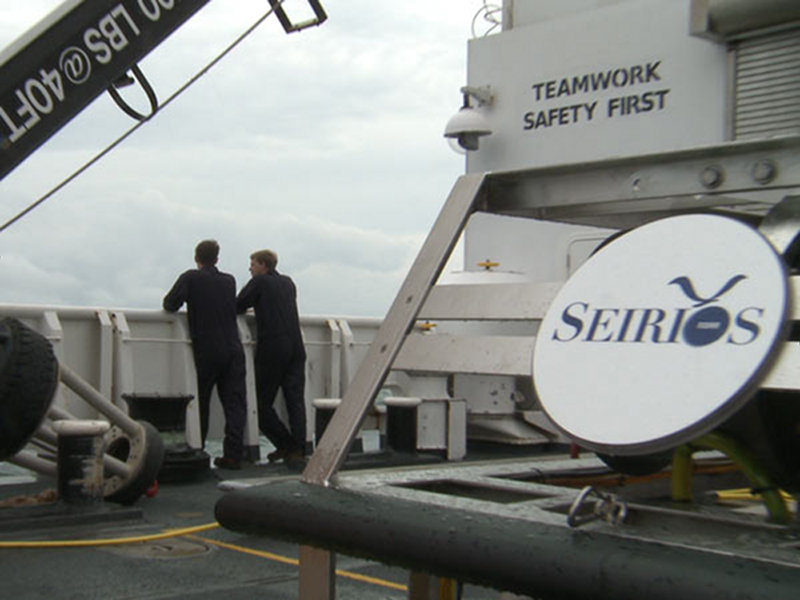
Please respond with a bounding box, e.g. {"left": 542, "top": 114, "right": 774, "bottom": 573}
{"left": 195, "top": 240, "right": 219, "bottom": 266}
{"left": 251, "top": 249, "right": 278, "bottom": 271}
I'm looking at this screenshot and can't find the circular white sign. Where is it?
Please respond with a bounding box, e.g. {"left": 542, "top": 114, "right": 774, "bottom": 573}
{"left": 532, "top": 214, "right": 788, "bottom": 454}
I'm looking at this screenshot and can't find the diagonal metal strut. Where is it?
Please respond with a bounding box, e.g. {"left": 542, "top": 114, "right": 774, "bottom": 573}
{"left": 302, "top": 173, "right": 487, "bottom": 486}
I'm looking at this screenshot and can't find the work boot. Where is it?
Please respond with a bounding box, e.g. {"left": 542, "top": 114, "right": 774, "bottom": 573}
{"left": 285, "top": 449, "right": 306, "bottom": 470}
{"left": 213, "top": 456, "right": 241, "bottom": 470}
{"left": 267, "top": 447, "right": 288, "bottom": 463}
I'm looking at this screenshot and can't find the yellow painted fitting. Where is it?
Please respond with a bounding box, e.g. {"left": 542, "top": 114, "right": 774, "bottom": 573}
{"left": 417, "top": 321, "right": 437, "bottom": 331}
{"left": 671, "top": 444, "right": 695, "bottom": 502}
{"left": 671, "top": 432, "right": 791, "bottom": 524}
{"left": 714, "top": 488, "right": 794, "bottom": 503}
{"left": 477, "top": 259, "right": 500, "bottom": 270}
{"left": 697, "top": 432, "right": 790, "bottom": 524}
{"left": 438, "top": 578, "right": 458, "bottom": 600}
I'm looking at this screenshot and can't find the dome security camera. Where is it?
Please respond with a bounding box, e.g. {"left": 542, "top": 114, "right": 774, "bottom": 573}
{"left": 444, "top": 107, "right": 492, "bottom": 150}
{"left": 444, "top": 87, "right": 493, "bottom": 151}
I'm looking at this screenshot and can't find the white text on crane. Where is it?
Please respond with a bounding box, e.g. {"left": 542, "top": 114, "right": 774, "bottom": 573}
{"left": 0, "top": 1, "right": 179, "bottom": 146}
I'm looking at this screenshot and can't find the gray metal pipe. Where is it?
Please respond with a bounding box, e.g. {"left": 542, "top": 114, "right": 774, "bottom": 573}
{"left": 58, "top": 363, "right": 140, "bottom": 438}
{"left": 34, "top": 422, "right": 58, "bottom": 447}
{"left": 47, "top": 404, "right": 73, "bottom": 421}
{"left": 7, "top": 450, "right": 57, "bottom": 478}
{"left": 28, "top": 437, "right": 57, "bottom": 458}
{"left": 692, "top": 0, "right": 800, "bottom": 38}
{"left": 217, "top": 480, "right": 800, "bottom": 600}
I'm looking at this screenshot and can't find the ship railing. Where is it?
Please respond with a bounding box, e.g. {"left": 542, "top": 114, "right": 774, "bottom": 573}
{"left": 0, "top": 304, "right": 381, "bottom": 457}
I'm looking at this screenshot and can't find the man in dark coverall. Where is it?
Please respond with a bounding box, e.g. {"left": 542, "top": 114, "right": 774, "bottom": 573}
{"left": 163, "top": 240, "right": 247, "bottom": 470}
{"left": 236, "top": 249, "right": 306, "bottom": 464}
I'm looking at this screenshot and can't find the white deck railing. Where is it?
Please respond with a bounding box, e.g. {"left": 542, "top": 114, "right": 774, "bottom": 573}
{"left": 0, "top": 304, "right": 381, "bottom": 452}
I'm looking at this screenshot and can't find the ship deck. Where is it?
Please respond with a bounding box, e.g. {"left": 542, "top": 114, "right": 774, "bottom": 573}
{"left": 0, "top": 446, "right": 528, "bottom": 600}
{"left": 3, "top": 437, "right": 800, "bottom": 600}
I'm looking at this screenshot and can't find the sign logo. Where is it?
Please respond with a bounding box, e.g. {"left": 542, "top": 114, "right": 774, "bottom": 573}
{"left": 532, "top": 215, "right": 787, "bottom": 455}
{"left": 552, "top": 273, "right": 762, "bottom": 348}
{"left": 670, "top": 274, "right": 749, "bottom": 346}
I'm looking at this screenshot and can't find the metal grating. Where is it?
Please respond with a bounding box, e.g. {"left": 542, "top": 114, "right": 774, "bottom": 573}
{"left": 735, "top": 27, "right": 800, "bottom": 140}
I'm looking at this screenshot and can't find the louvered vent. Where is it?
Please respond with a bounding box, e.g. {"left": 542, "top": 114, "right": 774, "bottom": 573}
{"left": 734, "top": 27, "right": 800, "bottom": 140}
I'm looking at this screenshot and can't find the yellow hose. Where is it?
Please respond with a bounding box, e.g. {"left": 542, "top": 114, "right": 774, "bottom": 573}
{"left": 714, "top": 488, "right": 795, "bottom": 503}
{"left": 0, "top": 521, "right": 219, "bottom": 548}
{"left": 0, "top": 524, "right": 409, "bottom": 592}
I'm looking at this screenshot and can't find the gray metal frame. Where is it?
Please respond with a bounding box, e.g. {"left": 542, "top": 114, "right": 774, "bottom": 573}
{"left": 259, "top": 136, "right": 800, "bottom": 599}
{"left": 304, "top": 136, "right": 800, "bottom": 488}
{"left": 690, "top": 0, "right": 800, "bottom": 40}
{"left": 220, "top": 457, "right": 800, "bottom": 600}
{"left": 486, "top": 136, "right": 800, "bottom": 229}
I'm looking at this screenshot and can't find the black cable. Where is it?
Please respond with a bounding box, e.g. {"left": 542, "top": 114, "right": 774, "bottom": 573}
{"left": 0, "top": 3, "right": 280, "bottom": 234}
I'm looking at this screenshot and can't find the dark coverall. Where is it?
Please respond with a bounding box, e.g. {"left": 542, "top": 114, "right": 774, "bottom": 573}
{"left": 163, "top": 266, "right": 247, "bottom": 461}
{"left": 236, "top": 270, "right": 306, "bottom": 454}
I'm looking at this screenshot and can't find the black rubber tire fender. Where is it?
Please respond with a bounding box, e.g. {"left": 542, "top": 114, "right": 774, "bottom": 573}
{"left": 0, "top": 317, "right": 59, "bottom": 461}
{"left": 104, "top": 420, "right": 165, "bottom": 505}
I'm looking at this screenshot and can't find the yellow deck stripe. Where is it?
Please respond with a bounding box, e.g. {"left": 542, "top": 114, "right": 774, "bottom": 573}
{"left": 189, "top": 535, "right": 408, "bottom": 592}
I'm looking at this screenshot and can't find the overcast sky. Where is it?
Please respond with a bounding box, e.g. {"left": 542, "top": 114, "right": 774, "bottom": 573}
{"left": 0, "top": 1, "right": 489, "bottom": 317}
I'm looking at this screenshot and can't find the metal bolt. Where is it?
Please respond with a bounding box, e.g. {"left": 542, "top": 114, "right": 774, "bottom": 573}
{"left": 700, "top": 165, "right": 724, "bottom": 189}
{"left": 752, "top": 159, "right": 777, "bottom": 185}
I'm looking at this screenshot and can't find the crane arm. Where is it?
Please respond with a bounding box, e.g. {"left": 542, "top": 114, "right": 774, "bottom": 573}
{"left": 0, "top": 0, "right": 326, "bottom": 181}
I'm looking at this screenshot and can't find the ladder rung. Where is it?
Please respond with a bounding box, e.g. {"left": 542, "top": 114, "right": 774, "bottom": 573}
{"left": 419, "top": 282, "right": 561, "bottom": 321}
{"left": 394, "top": 333, "right": 534, "bottom": 376}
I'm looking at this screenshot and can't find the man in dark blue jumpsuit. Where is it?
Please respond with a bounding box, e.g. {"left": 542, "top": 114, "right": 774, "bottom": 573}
{"left": 236, "top": 249, "right": 306, "bottom": 464}
{"left": 163, "top": 240, "right": 247, "bottom": 469}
